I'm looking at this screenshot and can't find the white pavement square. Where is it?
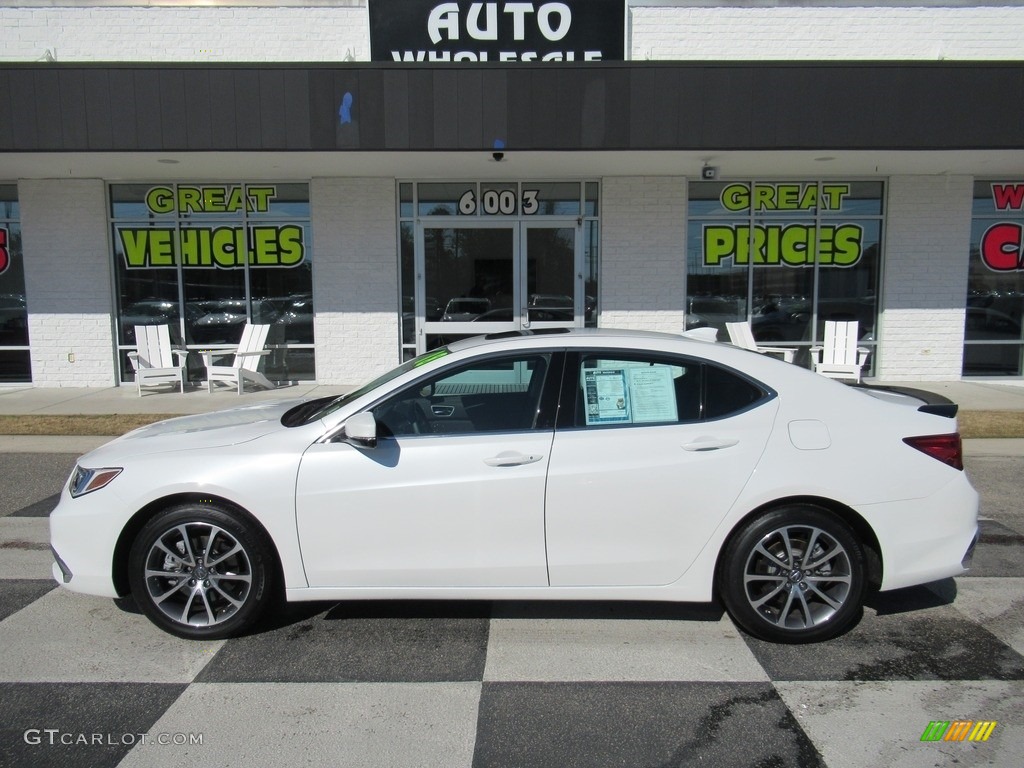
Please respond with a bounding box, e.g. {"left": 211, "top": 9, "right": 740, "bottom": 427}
{"left": 119, "top": 682, "right": 481, "bottom": 768}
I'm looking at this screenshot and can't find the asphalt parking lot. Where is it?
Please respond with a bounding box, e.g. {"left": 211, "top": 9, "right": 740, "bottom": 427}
{"left": 0, "top": 448, "right": 1022, "bottom": 768}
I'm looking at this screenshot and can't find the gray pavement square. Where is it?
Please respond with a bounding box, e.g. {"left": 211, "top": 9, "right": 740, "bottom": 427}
{"left": 969, "top": 519, "right": 1024, "bottom": 576}
{"left": 472, "top": 681, "right": 824, "bottom": 768}
{"left": 0, "top": 579, "right": 55, "bottom": 623}
{"left": 196, "top": 601, "right": 492, "bottom": 684}
{"left": 0, "top": 682, "right": 188, "bottom": 768}
{"left": 743, "top": 589, "right": 1024, "bottom": 682}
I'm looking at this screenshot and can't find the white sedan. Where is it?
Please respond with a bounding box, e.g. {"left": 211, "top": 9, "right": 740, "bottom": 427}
{"left": 49, "top": 329, "right": 979, "bottom": 643}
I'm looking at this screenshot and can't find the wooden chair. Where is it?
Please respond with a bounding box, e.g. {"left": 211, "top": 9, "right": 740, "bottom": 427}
{"left": 126, "top": 325, "right": 188, "bottom": 395}
{"left": 811, "top": 321, "right": 870, "bottom": 382}
{"left": 202, "top": 323, "right": 276, "bottom": 394}
{"left": 725, "top": 321, "right": 796, "bottom": 363}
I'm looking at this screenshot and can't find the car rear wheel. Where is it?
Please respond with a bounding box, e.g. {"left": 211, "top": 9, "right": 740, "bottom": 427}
{"left": 128, "top": 503, "right": 275, "bottom": 640}
{"left": 719, "top": 506, "right": 866, "bottom": 643}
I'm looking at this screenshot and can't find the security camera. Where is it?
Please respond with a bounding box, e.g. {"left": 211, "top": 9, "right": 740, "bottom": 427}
{"left": 492, "top": 151, "right": 505, "bottom": 162}
{"left": 701, "top": 165, "right": 718, "bottom": 180}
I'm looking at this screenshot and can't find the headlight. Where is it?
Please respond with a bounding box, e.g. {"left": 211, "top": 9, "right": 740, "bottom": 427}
{"left": 69, "top": 466, "right": 122, "bottom": 498}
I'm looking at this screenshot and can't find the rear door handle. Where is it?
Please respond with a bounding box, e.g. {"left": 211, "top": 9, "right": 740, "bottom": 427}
{"left": 484, "top": 451, "right": 544, "bottom": 467}
{"left": 683, "top": 437, "right": 739, "bottom": 452}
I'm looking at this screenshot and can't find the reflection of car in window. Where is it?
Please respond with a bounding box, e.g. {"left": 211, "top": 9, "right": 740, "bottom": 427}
{"left": 441, "top": 298, "right": 491, "bottom": 322}
{"left": 963, "top": 306, "right": 1024, "bottom": 375}
{"left": 472, "top": 307, "right": 574, "bottom": 323}
{"left": 528, "top": 293, "right": 572, "bottom": 308}
{"left": 0, "top": 294, "right": 28, "bottom": 344}
{"left": 0, "top": 294, "right": 27, "bottom": 328}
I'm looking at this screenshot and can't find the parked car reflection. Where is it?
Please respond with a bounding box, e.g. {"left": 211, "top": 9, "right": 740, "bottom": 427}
{"left": 0, "top": 294, "right": 28, "bottom": 345}
{"left": 440, "top": 298, "right": 491, "bottom": 322}
{"left": 963, "top": 306, "right": 1024, "bottom": 375}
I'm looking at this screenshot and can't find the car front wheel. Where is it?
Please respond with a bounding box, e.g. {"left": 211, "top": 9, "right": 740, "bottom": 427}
{"left": 128, "top": 503, "right": 275, "bottom": 640}
{"left": 719, "top": 506, "right": 866, "bottom": 643}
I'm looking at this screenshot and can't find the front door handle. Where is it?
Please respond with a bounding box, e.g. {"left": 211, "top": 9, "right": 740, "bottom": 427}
{"left": 683, "top": 437, "right": 739, "bottom": 452}
{"left": 484, "top": 451, "right": 544, "bottom": 467}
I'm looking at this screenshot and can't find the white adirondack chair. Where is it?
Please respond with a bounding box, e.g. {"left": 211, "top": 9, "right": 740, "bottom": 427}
{"left": 202, "top": 323, "right": 276, "bottom": 394}
{"left": 126, "top": 325, "right": 188, "bottom": 395}
{"left": 725, "top": 321, "right": 796, "bottom": 363}
{"left": 811, "top": 321, "right": 870, "bottom": 382}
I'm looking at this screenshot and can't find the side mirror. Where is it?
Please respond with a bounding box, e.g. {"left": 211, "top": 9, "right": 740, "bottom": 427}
{"left": 343, "top": 411, "right": 377, "bottom": 448}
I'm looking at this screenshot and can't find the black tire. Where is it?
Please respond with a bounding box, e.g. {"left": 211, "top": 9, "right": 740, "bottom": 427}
{"left": 128, "top": 502, "right": 276, "bottom": 640}
{"left": 719, "top": 505, "right": 866, "bottom": 643}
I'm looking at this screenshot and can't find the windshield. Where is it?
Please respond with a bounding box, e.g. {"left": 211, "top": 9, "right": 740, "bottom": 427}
{"left": 294, "top": 347, "right": 451, "bottom": 425}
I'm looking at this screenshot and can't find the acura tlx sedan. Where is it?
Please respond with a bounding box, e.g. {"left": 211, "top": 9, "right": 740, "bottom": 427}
{"left": 49, "top": 329, "right": 979, "bottom": 644}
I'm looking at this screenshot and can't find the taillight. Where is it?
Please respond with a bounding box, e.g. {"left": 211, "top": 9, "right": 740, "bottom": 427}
{"left": 903, "top": 434, "right": 963, "bottom": 470}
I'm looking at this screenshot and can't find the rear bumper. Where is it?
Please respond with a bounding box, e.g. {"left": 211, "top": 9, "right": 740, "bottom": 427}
{"left": 859, "top": 473, "right": 980, "bottom": 592}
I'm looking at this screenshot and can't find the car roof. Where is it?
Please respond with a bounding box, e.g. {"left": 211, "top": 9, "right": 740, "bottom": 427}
{"left": 445, "top": 327, "right": 696, "bottom": 354}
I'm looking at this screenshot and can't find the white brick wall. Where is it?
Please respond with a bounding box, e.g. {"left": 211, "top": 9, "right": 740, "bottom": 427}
{"left": 310, "top": 177, "right": 398, "bottom": 386}
{"left": 876, "top": 175, "right": 973, "bottom": 381}
{"left": 3, "top": 3, "right": 1021, "bottom": 63}
{"left": 0, "top": 6, "right": 369, "bottom": 62}
{"left": 600, "top": 176, "right": 686, "bottom": 333}
{"left": 19, "top": 179, "right": 117, "bottom": 387}
{"left": 630, "top": 6, "right": 1024, "bottom": 60}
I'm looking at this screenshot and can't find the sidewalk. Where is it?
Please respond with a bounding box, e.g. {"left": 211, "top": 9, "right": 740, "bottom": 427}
{"left": 1, "top": 379, "right": 1024, "bottom": 456}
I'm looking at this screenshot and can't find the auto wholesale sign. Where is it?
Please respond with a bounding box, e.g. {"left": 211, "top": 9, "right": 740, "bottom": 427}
{"left": 368, "top": 0, "right": 626, "bottom": 62}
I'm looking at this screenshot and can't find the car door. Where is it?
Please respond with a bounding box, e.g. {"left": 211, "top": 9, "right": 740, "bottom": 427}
{"left": 295, "top": 352, "right": 558, "bottom": 588}
{"left": 544, "top": 351, "right": 778, "bottom": 587}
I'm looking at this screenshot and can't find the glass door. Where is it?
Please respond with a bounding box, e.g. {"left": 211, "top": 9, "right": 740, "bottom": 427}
{"left": 523, "top": 222, "right": 579, "bottom": 330}
{"left": 419, "top": 223, "right": 518, "bottom": 350}
{"left": 417, "top": 221, "right": 582, "bottom": 352}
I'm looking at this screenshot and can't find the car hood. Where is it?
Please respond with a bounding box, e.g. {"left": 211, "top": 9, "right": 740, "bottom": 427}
{"left": 79, "top": 398, "right": 307, "bottom": 463}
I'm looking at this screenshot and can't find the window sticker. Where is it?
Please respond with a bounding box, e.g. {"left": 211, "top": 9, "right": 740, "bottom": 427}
{"left": 628, "top": 366, "right": 678, "bottom": 423}
{"left": 583, "top": 364, "right": 680, "bottom": 426}
{"left": 584, "top": 368, "right": 630, "bottom": 425}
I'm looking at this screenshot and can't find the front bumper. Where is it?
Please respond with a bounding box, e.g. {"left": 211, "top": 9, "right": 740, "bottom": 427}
{"left": 48, "top": 487, "right": 125, "bottom": 599}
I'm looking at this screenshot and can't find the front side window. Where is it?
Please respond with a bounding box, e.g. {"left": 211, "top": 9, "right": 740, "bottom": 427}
{"left": 0, "top": 185, "right": 29, "bottom": 382}
{"left": 110, "top": 183, "right": 314, "bottom": 384}
{"left": 373, "top": 353, "right": 553, "bottom": 437}
{"left": 687, "top": 181, "right": 883, "bottom": 372}
{"left": 964, "top": 181, "right": 1024, "bottom": 376}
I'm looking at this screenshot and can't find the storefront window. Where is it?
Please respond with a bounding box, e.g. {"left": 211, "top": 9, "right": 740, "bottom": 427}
{"left": 110, "top": 183, "right": 314, "bottom": 383}
{"left": 964, "top": 181, "right": 1024, "bottom": 376}
{"left": 0, "top": 185, "right": 30, "bottom": 383}
{"left": 687, "top": 181, "right": 883, "bottom": 371}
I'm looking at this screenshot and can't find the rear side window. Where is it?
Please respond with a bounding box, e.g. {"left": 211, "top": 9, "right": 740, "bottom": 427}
{"left": 575, "top": 354, "right": 702, "bottom": 427}
{"left": 705, "top": 364, "right": 766, "bottom": 419}
{"left": 571, "top": 352, "right": 769, "bottom": 427}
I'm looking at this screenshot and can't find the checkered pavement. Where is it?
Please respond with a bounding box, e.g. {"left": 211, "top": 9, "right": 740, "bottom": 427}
{"left": 0, "top": 454, "right": 1022, "bottom": 768}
